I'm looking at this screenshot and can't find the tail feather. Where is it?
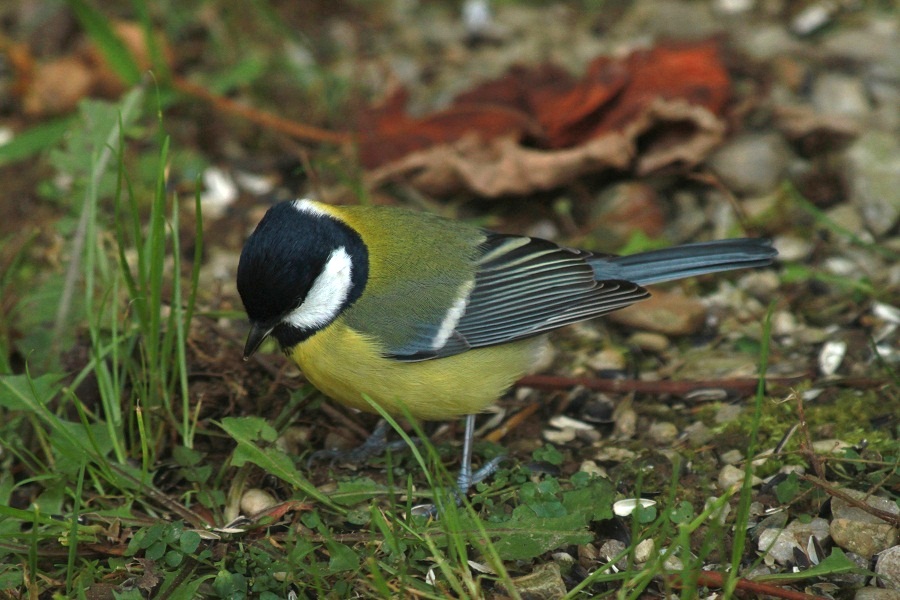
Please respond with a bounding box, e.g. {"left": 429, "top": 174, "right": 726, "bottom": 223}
{"left": 589, "top": 238, "right": 777, "bottom": 286}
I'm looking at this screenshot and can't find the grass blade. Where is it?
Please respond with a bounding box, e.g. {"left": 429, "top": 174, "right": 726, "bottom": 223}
{"left": 68, "top": 0, "right": 142, "bottom": 85}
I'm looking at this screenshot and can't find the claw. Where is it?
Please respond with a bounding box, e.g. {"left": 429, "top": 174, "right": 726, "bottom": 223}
{"left": 307, "top": 420, "right": 417, "bottom": 468}
{"left": 410, "top": 415, "right": 510, "bottom": 519}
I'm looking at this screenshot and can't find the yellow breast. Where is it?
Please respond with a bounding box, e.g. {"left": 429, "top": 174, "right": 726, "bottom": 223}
{"left": 289, "top": 319, "right": 540, "bottom": 421}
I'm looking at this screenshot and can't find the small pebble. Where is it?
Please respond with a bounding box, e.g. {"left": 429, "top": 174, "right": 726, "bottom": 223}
{"left": 613, "top": 404, "right": 638, "bottom": 439}
{"left": 873, "top": 302, "right": 900, "bottom": 325}
{"left": 757, "top": 517, "right": 830, "bottom": 566}
{"left": 626, "top": 332, "right": 669, "bottom": 353}
{"left": 587, "top": 347, "right": 627, "bottom": 371}
{"left": 648, "top": 422, "right": 678, "bottom": 445}
{"left": 598, "top": 539, "right": 627, "bottom": 571}
{"left": 824, "top": 257, "right": 859, "bottom": 277}
{"left": 684, "top": 421, "right": 713, "bottom": 447}
{"left": 831, "top": 490, "right": 900, "bottom": 558}
{"left": 579, "top": 460, "right": 607, "bottom": 478}
{"left": 826, "top": 203, "right": 868, "bottom": 237}
{"left": 578, "top": 542, "right": 599, "bottom": 565}
{"left": 234, "top": 170, "right": 275, "bottom": 196}
{"left": 791, "top": 2, "right": 835, "bottom": 36}
{"left": 772, "top": 311, "right": 800, "bottom": 337}
{"left": 278, "top": 426, "right": 312, "bottom": 455}
{"left": 771, "top": 235, "right": 813, "bottom": 263}
{"left": 662, "top": 550, "right": 684, "bottom": 571}
{"left": 240, "top": 488, "right": 278, "bottom": 516}
{"left": 543, "top": 427, "right": 576, "bottom": 444}
{"left": 812, "top": 73, "right": 871, "bottom": 119}
{"left": 550, "top": 551, "right": 575, "bottom": 567}
{"left": 548, "top": 415, "right": 594, "bottom": 431}
{"left": 874, "top": 545, "right": 900, "bottom": 590}
{"left": 719, "top": 449, "right": 744, "bottom": 465}
{"left": 634, "top": 538, "right": 655, "bottom": 563}
{"left": 609, "top": 290, "right": 707, "bottom": 336}
{"left": 779, "top": 464, "right": 806, "bottom": 476}
{"left": 713, "top": 0, "right": 754, "bottom": 14}
{"left": 525, "top": 219, "right": 559, "bottom": 241}
{"left": 739, "top": 270, "right": 781, "bottom": 297}
{"left": 718, "top": 465, "right": 762, "bottom": 491}
{"left": 593, "top": 446, "right": 637, "bottom": 463}
{"left": 714, "top": 403, "right": 743, "bottom": 424}
{"left": 705, "top": 496, "right": 731, "bottom": 526}
{"left": 845, "top": 132, "right": 900, "bottom": 236}
{"left": 707, "top": 132, "right": 792, "bottom": 196}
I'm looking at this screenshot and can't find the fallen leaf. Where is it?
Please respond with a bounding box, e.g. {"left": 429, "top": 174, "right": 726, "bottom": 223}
{"left": 366, "top": 132, "right": 633, "bottom": 197}
{"left": 10, "top": 20, "right": 170, "bottom": 117}
{"left": 21, "top": 56, "right": 95, "bottom": 117}
{"left": 361, "top": 40, "right": 731, "bottom": 196}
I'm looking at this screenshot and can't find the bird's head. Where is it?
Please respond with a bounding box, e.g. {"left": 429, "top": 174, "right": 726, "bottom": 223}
{"left": 237, "top": 199, "right": 369, "bottom": 358}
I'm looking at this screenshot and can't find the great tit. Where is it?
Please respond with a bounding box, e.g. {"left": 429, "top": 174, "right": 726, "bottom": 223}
{"left": 237, "top": 198, "right": 776, "bottom": 493}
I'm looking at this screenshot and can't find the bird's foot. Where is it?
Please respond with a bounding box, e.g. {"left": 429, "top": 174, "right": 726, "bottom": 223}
{"left": 307, "top": 420, "right": 415, "bottom": 468}
{"left": 410, "top": 454, "right": 509, "bottom": 519}
{"left": 456, "top": 454, "right": 507, "bottom": 493}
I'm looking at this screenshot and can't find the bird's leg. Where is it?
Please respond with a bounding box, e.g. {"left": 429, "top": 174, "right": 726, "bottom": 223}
{"left": 456, "top": 414, "right": 506, "bottom": 496}
{"left": 455, "top": 413, "right": 476, "bottom": 494}
{"left": 307, "top": 420, "right": 413, "bottom": 467}
{"left": 411, "top": 414, "right": 507, "bottom": 518}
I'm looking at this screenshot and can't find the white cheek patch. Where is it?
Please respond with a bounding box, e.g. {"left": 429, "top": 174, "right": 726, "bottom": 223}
{"left": 283, "top": 247, "right": 353, "bottom": 330}
{"left": 432, "top": 280, "right": 474, "bottom": 350}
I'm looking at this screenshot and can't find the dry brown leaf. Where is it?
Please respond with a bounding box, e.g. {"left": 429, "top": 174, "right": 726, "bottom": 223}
{"left": 360, "top": 41, "right": 731, "bottom": 197}
{"left": 366, "top": 97, "right": 724, "bottom": 197}
{"left": 11, "top": 20, "right": 170, "bottom": 117}
{"left": 21, "top": 55, "right": 95, "bottom": 116}
{"left": 366, "top": 132, "right": 633, "bottom": 197}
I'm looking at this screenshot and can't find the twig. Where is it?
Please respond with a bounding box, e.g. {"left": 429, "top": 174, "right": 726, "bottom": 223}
{"left": 515, "top": 374, "right": 886, "bottom": 397}
{"left": 109, "top": 463, "right": 210, "bottom": 529}
{"left": 677, "top": 570, "right": 829, "bottom": 600}
{"left": 171, "top": 75, "right": 353, "bottom": 146}
{"left": 794, "top": 389, "right": 826, "bottom": 479}
{"left": 801, "top": 475, "right": 900, "bottom": 527}
{"left": 318, "top": 402, "right": 372, "bottom": 440}
{"left": 485, "top": 402, "right": 542, "bottom": 443}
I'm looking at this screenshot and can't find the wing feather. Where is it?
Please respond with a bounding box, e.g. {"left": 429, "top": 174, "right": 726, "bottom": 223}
{"left": 388, "top": 233, "right": 648, "bottom": 362}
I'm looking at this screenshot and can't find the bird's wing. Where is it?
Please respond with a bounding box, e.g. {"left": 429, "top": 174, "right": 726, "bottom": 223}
{"left": 387, "top": 233, "right": 648, "bottom": 362}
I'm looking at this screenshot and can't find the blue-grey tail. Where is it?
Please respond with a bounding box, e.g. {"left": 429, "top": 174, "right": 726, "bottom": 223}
{"left": 589, "top": 238, "right": 777, "bottom": 286}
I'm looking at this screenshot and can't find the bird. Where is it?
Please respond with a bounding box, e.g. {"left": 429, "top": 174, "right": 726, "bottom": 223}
{"left": 237, "top": 198, "right": 777, "bottom": 497}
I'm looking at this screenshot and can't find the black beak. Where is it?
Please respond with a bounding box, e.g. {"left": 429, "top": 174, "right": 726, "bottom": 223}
{"left": 243, "top": 322, "right": 273, "bottom": 360}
